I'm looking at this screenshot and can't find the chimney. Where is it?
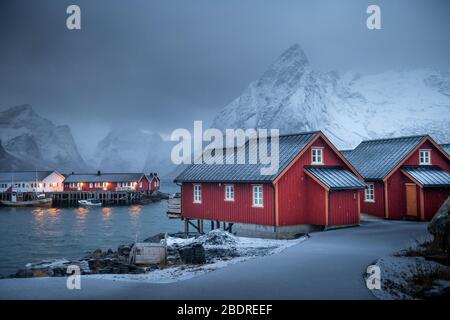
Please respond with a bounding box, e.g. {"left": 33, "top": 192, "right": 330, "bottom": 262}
{"left": 97, "top": 170, "right": 101, "bottom": 176}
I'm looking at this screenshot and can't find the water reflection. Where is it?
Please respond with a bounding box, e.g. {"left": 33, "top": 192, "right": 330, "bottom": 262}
{"left": 129, "top": 205, "right": 142, "bottom": 218}
{"left": 31, "top": 208, "right": 62, "bottom": 236}
{"left": 73, "top": 207, "right": 89, "bottom": 235}
{"left": 102, "top": 207, "right": 113, "bottom": 221}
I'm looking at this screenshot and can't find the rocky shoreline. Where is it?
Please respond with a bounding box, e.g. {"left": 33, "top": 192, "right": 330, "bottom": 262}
{"left": 5, "top": 230, "right": 262, "bottom": 279}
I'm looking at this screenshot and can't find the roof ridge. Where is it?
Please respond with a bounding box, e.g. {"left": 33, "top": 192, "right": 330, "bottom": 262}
{"left": 0, "top": 170, "right": 53, "bottom": 173}
{"left": 67, "top": 172, "right": 145, "bottom": 175}
{"left": 360, "top": 134, "right": 427, "bottom": 143}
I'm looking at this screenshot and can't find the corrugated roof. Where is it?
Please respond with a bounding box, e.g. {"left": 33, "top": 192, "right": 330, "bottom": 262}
{"left": 175, "top": 132, "right": 319, "bottom": 183}
{"left": 64, "top": 173, "right": 145, "bottom": 183}
{"left": 402, "top": 166, "right": 450, "bottom": 187}
{"left": 345, "top": 135, "right": 426, "bottom": 180}
{"left": 441, "top": 144, "right": 450, "bottom": 156}
{"left": 0, "top": 171, "right": 54, "bottom": 182}
{"left": 340, "top": 149, "right": 353, "bottom": 158}
{"left": 305, "top": 166, "right": 366, "bottom": 190}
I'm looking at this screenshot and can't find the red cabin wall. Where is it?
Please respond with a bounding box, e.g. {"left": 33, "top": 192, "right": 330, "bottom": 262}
{"left": 138, "top": 176, "right": 150, "bottom": 192}
{"left": 304, "top": 176, "right": 326, "bottom": 225}
{"left": 386, "top": 171, "right": 417, "bottom": 219}
{"left": 149, "top": 177, "right": 160, "bottom": 191}
{"left": 360, "top": 181, "right": 385, "bottom": 218}
{"left": 277, "top": 136, "right": 354, "bottom": 226}
{"left": 424, "top": 188, "right": 450, "bottom": 220}
{"left": 404, "top": 140, "right": 450, "bottom": 170}
{"left": 329, "top": 190, "right": 360, "bottom": 226}
{"left": 181, "top": 182, "right": 275, "bottom": 225}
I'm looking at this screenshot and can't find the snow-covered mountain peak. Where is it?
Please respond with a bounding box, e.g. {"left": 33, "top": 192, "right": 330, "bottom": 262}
{"left": 212, "top": 44, "right": 450, "bottom": 149}
{"left": 0, "top": 105, "right": 87, "bottom": 172}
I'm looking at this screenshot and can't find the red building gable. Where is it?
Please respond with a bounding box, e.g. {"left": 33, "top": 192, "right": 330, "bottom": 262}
{"left": 345, "top": 135, "right": 450, "bottom": 220}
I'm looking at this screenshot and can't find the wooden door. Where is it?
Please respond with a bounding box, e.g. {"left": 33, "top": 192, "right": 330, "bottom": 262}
{"left": 405, "top": 184, "right": 418, "bottom": 217}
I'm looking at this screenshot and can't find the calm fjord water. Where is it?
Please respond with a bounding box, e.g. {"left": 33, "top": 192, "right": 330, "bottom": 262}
{"left": 0, "top": 185, "right": 183, "bottom": 276}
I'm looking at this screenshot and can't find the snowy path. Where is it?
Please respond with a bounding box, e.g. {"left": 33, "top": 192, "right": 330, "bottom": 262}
{"left": 0, "top": 217, "right": 428, "bottom": 299}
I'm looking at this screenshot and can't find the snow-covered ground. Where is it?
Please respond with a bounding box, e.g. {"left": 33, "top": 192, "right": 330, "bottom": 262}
{"left": 87, "top": 232, "right": 307, "bottom": 284}
{"left": 0, "top": 217, "right": 429, "bottom": 299}
{"left": 370, "top": 255, "right": 444, "bottom": 300}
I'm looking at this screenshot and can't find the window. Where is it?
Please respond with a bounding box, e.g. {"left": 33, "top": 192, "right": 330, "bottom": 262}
{"left": 419, "top": 149, "right": 431, "bottom": 165}
{"left": 365, "top": 183, "right": 375, "bottom": 202}
{"left": 312, "top": 148, "right": 323, "bottom": 164}
{"left": 252, "top": 185, "right": 263, "bottom": 207}
{"left": 89, "top": 183, "right": 93, "bottom": 188}
{"left": 193, "top": 184, "right": 201, "bottom": 203}
{"left": 225, "top": 185, "right": 234, "bottom": 201}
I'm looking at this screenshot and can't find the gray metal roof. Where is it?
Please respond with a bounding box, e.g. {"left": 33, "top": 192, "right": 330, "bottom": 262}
{"left": 175, "top": 132, "right": 319, "bottom": 183}
{"left": 0, "top": 171, "right": 54, "bottom": 182}
{"left": 64, "top": 173, "right": 145, "bottom": 183}
{"left": 441, "top": 144, "right": 450, "bottom": 156}
{"left": 340, "top": 149, "right": 353, "bottom": 158}
{"left": 345, "top": 135, "right": 427, "bottom": 180}
{"left": 402, "top": 166, "right": 450, "bottom": 187}
{"left": 305, "top": 166, "right": 366, "bottom": 190}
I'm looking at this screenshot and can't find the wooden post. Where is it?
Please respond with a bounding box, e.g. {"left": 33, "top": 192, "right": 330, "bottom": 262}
{"left": 184, "top": 218, "right": 189, "bottom": 238}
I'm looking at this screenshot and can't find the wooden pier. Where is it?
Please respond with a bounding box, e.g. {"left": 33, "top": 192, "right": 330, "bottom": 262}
{"left": 0, "top": 191, "right": 151, "bottom": 207}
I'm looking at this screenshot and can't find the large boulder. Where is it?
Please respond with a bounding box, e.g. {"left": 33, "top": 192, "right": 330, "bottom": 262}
{"left": 428, "top": 197, "right": 450, "bottom": 252}
{"left": 178, "top": 244, "right": 206, "bottom": 264}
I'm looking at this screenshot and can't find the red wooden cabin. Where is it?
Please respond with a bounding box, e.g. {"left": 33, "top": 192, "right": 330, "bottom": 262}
{"left": 344, "top": 135, "right": 450, "bottom": 220}
{"left": 147, "top": 173, "right": 161, "bottom": 191}
{"left": 63, "top": 171, "right": 150, "bottom": 192}
{"left": 174, "top": 131, "right": 366, "bottom": 238}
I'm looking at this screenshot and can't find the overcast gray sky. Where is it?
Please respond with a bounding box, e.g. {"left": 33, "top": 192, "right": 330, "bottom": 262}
{"left": 1, "top": 0, "right": 449, "bottom": 152}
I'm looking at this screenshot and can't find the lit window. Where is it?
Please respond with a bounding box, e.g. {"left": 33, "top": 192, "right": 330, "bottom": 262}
{"left": 193, "top": 184, "right": 201, "bottom": 203}
{"left": 252, "top": 185, "right": 263, "bottom": 207}
{"left": 225, "top": 185, "right": 234, "bottom": 201}
{"left": 419, "top": 150, "right": 431, "bottom": 165}
{"left": 365, "top": 183, "right": 375, "bottom": 202}
{"left": 312, "top": 148, "right": 323, "bottom": 164}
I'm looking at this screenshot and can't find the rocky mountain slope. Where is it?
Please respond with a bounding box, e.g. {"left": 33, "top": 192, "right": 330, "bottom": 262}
{"left": 212, "top": 44, "right": 450, "bottom": 149}
{"left": 0, "top": 105, "right": 88, "bottom": 172}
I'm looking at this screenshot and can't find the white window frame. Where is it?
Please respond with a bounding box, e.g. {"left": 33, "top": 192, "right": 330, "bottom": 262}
{"left": 419, "top": 149, "right": 431, "bottom": 165}
{"left": 193, "top": 184, "right": 202, "bottom": 203}
{"left": 365, "top": 183, "right": 375, "bottom": 202}
{"left": 252, "top": 185, "right": 263, "bottom": 208}
{"left": 311, "top": 147, "right": 324, "bottom": 165}
{"left": 224, "top": 184, "right": 234, "bottom": 201}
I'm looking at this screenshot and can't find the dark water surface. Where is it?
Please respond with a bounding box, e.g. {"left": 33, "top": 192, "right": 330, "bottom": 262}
{"left": 0, "top": 184, "right": 183, "bottom": 276}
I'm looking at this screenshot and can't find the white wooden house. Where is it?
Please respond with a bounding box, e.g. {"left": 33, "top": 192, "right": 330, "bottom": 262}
{"left": 0, "top": 171, "right": 65, "bottom": 193}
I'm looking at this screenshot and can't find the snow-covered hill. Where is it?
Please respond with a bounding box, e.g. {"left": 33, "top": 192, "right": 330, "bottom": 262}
{"left": 0, "top": 105, "right": 88, "bottom": 172}
{"left": 212, "top": 44, "right": 450, "bottom": 149}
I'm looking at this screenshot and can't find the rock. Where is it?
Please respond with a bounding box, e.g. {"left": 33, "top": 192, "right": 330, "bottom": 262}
{"left": 143, "top": 233, "right": 167, "bottom": 243}
{"left": 117, "top": 245, "right": 131, "bottom": 256}
{"left": 178, "top": 244, "right": 206, "bottom": 264}
{"left": 428, "top": 197, "right": 450, "bottom": 251}
{"left": 92, "top": 249, "right": 104, "bottom": 259}
{"left": 422, "top": 280, "right": 450, "bottom": 300}
{"left": 14, "top": 269, "right": 34, "bottom": 278}
{"left": 32, "top": 268, "right": 54, "bottom": 277}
